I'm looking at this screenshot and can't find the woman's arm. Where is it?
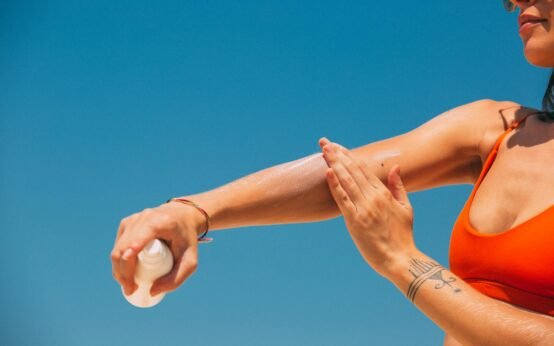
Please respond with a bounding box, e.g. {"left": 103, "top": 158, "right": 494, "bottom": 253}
{"left": 111, "top": 99, "right": 510, "bottom": 295}
{"left": 387, "top": 250, "right": 554, "bottom": 346}
{"left": 179, "top": 99, "right": 509, "bottom": 231}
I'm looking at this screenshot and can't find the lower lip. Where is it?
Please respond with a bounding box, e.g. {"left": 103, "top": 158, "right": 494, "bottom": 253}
{"left": 519, "top": 21, "right": 546, "bottom": 34}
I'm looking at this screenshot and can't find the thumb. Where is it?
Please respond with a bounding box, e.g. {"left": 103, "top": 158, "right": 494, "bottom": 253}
{"left": 387, "top": 164, "right": 411, "bottom": 208}
{"left": 150, "top": 245, "right": 198, "bottom": 296}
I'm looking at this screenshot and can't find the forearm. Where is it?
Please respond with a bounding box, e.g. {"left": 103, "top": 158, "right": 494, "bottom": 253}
{"left": 179, "top": 148, "right": 393, "bottom": 231}
{"left": 180, "top": 152, "right": 339, "bottom": 231}
{"left": 387, "top": 250, "right": 554, "bottom": 346}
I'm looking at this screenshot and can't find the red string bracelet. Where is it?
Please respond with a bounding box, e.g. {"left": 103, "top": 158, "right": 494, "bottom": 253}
{"left": 165, "top": 197, "right": 213, "bottom": 243}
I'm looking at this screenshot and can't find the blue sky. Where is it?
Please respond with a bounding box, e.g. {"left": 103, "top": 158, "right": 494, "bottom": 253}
{"left": 1, "top": 1, "right": 551, "bottom": 345}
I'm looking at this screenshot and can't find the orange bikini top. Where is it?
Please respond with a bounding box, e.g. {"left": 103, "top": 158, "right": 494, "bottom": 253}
{"left": 449, "top": 112, "right": 554, "bottom": 316}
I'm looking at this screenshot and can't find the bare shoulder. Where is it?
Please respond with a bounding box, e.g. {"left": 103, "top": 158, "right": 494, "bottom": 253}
{"left": 408, "top": 99, "right": 528, "bottom": 188}
{"left": 432, "top": 98, "right": 521, "bottom": 138}
{"left": 405, "top": 99, "right": 514, "bottom": 185}
{"left": 410, "top": 99, "right": 511, "bottom": 143}
{"left": 473, "top": 99, "right": 540, "bottom": 166}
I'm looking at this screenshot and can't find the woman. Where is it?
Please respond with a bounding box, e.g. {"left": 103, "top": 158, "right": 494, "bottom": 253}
{"left": 111, "top": 0, "right": 554, "bottom": 344}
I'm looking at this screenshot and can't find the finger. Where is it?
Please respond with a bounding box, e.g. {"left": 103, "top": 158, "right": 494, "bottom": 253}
{"left": 116, "top": 218, "right": 126, "bottom": 240}
{"left": 323, "top": 144, "right": 367, "bottom": 206}
{"left": 112, "top": 220, "right": 152, "bottom": 288}
{"left": 318, "top": 137, "right": 331, "bottom": 150}
{"left": 320, "top": 143, "right": 332, "bottom": 168}
{"left": 326, "top": 168, "right": 356, "bottom": 217}
{"left": 111, "top": 215, "right": 140, "bottom": 283}
{"left": 387, "top": 164, "right": 412, "bottom": 208}
{"left": 120, "top": 248, "right": 138, "bottom": 295}
{"left": 333, "top": 143, "right": 385, "bottom": 191}
{"left": 111, "top": 247, "right": 122, "bottom": 285}
{"left": 114, "top": 219, "right": 153, "bottom": 261}
{"left": 117, "top": 232, "right": 152, "bottom": 285}
{"left": 111, "top": 218, "right": 129, "bottom": 285}
{"left": 334, "top": 148, "right": 376, "bottom": 199}
{"left": 150, "top": 245, "right": 198, "bottom": 296}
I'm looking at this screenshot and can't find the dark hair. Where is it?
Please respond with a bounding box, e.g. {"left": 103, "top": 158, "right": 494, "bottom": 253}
{"left": 542, "top": 69, "right": 554, "bottom": 114}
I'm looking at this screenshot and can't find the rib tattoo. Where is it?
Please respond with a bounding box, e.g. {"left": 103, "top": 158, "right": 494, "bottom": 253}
{"left": 406, "top": 258, "right": 461, "bottom": 302}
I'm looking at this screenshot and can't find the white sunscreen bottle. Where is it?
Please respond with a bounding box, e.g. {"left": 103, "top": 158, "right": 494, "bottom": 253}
{"left": 122, "top": 239, "right": 174, "bottom": 308}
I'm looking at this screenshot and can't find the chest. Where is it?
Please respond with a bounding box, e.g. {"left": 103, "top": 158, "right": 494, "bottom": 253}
{"left": 468, "top": 126, "right": 554, "bottom": 235}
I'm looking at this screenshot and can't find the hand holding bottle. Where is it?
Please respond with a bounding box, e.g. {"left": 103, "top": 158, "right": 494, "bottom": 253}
{"left": 111, "top": 202, "right": 206, "bottom": 298}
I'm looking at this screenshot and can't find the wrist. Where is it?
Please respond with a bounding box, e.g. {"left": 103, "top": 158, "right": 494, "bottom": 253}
{"left": 161, "top": 199, "right": 208, "bottom": 237}
{"left": 179, "top": 192, "right": 228, "bottom": 232}
{"left": 185, "top": 203, "right": 210, "bottom": 238}
{"left": 382, "top": 248, "right": 427, "bottom": 286}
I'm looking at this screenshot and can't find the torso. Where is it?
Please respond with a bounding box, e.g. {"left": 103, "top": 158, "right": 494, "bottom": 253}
{"left": 469, "top": 107, "right": 554, "bottom": 235}
{"left": 444, "top": 105, "right": 554, "bottom": 345}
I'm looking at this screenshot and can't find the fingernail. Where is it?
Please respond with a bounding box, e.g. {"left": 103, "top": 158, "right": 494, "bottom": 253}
{"left": 122, "top": 248, "right": 133, "bottom": 260}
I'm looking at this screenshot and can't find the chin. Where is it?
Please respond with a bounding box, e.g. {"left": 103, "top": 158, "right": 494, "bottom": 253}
{"left": 523, "top": 40, "right": 554, "bottom": 67}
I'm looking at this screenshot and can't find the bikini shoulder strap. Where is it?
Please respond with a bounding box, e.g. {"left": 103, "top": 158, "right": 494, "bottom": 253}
{"left": 510, "top": 111, "right": 539, "bottom": 129}
{"left": 490, "top": 111, "right": 537, "bottom": 154}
